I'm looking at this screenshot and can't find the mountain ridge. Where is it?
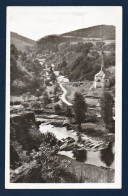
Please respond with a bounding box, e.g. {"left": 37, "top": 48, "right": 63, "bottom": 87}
{"left": 11, "top": 32, "right": 36, "bottom": 52}
{"left": 61, "top": 25, "right": 115, "bottom": 40}
{"left": 37, "top": 25, "right": 115, "bottom": 49}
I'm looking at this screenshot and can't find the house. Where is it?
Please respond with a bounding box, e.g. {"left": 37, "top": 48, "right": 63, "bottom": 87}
{"left": 57, "top": 75, "right": 69, "bottom": 83}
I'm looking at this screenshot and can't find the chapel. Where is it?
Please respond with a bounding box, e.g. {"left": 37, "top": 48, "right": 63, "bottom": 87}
{"left": 94, "top": 51, "right": 110, "bottom": 88}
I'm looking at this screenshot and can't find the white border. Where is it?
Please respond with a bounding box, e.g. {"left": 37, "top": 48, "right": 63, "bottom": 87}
{"left": 5, "top": 6, "right": 122, "bottom": 189}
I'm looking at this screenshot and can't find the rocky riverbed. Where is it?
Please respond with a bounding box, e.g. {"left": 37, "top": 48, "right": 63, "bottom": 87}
{"left": 37, "top": 114, "right": 115, "bottom": 170}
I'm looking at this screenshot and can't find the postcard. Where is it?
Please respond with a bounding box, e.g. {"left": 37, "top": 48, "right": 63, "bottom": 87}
{"left": 5, "top": 6, "right": 122, "bottom": 189}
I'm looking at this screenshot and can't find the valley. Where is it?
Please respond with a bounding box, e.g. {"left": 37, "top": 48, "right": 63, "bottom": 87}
{"left": 10, "top": 25, "right": 115, "bottom": 183}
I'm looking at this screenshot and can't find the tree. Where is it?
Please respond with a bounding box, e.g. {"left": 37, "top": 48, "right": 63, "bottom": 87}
{"left": 28, "top": 142, "right": 77, "bottom": 183}
{"left": 32, "top": 101, "right": 41, "bottom": 109}
{"left": 21, "top": 52, "right": 27, "bottom": 61}
{"left": 36, "top": 89, "right": 42, "bottom": 101}
{"left": 22, "top": 93, "right": 27, "bottom": 101}
{"left": 73, "top": 92, "right": 87, "bottom": 132}
{"left": 73, "top": 147, "right": 87, "bottom": 182}
{"left": 100, "top": 141, "right": 114, "bottom": 167}
{"left": 54, "top": 85, "right": 59, "bottom": 96}
{"left": 10, "top": 44, "right": 19, "bottom": 84}
{"left": 54, "top": 85, "right": 59, "bottom": 102}
{"left": 51, "top": 71, "right": 56, "bottom": 83}
{"left": 43, "top": 91, "right": 51, "bottom": 105}
{"left": 100, "top": 92, "right": 114, "bottom": 129}
{"left": 10, "top": 56, "right": 18, "bottom": 84}
{"left": 54, "top": 104, "right": 62, "bottom": 114}
{"left": 41, "top": 132, "right": 58, "bottom": 147}
{"left": 73, "top": 148, "right": 87, "bottom": 162}
{"left": 49, "top": 67, "right": 56, "bottom": 83}
{"left": 26, "top": 92, "right": 31, "bottom": 101}
{"left": 54, "top": 95, "right": 59, "bottom": 102}
{"left": 66, "top": 106, "right": 73, "bottom": 118}
{"left": 60, "top": 59, "right": 67, "bottom": 69}
{"left": 11, "top": 44, "right": 18, "bottom": 60}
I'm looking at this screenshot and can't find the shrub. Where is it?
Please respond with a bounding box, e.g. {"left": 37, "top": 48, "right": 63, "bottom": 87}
{"left": 73, "top": 148, "right": 87, "bottom": 162}
{"left": 22, "top": 102, "right": 29, "bottom": 108}
{"left": 41, "top": 132, "right": 58, "bottom": 147}
{"left": 109, "top": 77, "right": 115, "bottom": 88}
{"left": 14, "top": 101, "right": 21, "bottom": 105}
{"left": 85, "top": 114, "right": 98, "bottom": 123}
{"left": 43, "top": 91, "right": 51, "bottom": 105}
{"left": 10, "top": 101, "right": 21, "bottom": 106}
{"left": 54, "top": 104, "right": 62, "bottom": 113}
{"left": 28, "top": 143, "right": 77, "bottom": 183}
{"left": 107, "top": 121, "right": 115, "bottom": 133}
{"left": 10, "top": 101, "right": 13, "bottom": 106}
{"left": 66, "top": 106, "right": 73, "bottom": 118}
{"left": 83, "top": 128, "right": 104, "bottom": 137}
{"left": 54, "top": 95, "right": 59, "bottom": 102}
{"left": 32, "top": 101, "right": 41, "bottom": 109}
{"left": 36, "top": 89, "right": 42, "bottom": 100}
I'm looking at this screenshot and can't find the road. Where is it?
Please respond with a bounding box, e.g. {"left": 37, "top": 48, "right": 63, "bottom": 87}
{"left": 59, "top": 83, "right": 73, "bottom": 106}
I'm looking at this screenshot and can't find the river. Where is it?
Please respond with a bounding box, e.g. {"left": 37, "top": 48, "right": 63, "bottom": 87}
{"left": 39, "top": 123, "right": 114, "bottom": 169}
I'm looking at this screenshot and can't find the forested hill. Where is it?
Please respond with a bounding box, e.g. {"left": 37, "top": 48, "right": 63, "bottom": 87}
{"left": 10, "top": 25, "right": 115, "bottom": 95}
{"left": 37, "top": 25, "right": 115, "bottom": 50}
{"left": 11, "top": 32, "right": 36, "bottom": 52}
{"left": 36, "top": 34, "right": 83, "bottom": 49}
{"left": 34, "top": 25, "right": 115, "bottom": 83}
{"left": 61, "top": 25, "right": 115, "bottom": 40}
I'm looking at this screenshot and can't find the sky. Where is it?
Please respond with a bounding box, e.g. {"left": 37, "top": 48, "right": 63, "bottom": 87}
{"left": 7, "top": 6, "right": 122, "bottom": 41}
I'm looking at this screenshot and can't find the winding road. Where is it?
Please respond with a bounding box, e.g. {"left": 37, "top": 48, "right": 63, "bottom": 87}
{"left": 59, "top": 83, "right": 73, "bottom": 106}
{"left": 38, "top": 59, "right": 72, "bottom": 107}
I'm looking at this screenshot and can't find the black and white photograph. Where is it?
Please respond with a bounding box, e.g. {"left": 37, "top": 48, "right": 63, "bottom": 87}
{"left": 5, "top": 6, "right": 122, "bottom": 189}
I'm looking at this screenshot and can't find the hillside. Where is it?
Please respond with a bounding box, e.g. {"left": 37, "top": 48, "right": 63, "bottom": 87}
{"left": 61, "top": 25, "right": 115, "bottom": 40}
{"left": 36, "top": 34, "right": 83, "bottom": 51}
{"left": 10, "top": 25, "right": 115, "bottom": 95}
{"left": 36, "top": 40, "right": 115, "bottom": 82}
{"left": 37, "top": 25, "right": 115, "bottom": 51}
{"left": 11, "top": 32, "right": 36, "bottom": 52}
{"left": 10, "top": 44, "right": 43, "bottom": 95}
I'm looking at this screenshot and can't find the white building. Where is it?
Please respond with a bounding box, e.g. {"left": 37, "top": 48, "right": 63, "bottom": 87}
{"left": 94, "top": 51, "right": 110, "bottom": 88}
{"left": 54, "top": 71, "right": 59, "bottom": 77}
{"left": 57, "top": 75, "right": 69, "bottom": 83}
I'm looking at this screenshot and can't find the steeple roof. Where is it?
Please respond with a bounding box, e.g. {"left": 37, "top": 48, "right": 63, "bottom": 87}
{"left": 100, "top": 50, "right": 104, "bottom": 71}
{"left": 94, "top": 50, "right": 109, "bottom": 79}
{"left": 95, "top": 70, "right": 104, "bottom": 78}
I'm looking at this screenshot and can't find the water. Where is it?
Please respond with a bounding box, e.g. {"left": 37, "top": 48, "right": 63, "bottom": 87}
{"left": 39, "top": 123, "right": 114, "bottom": 169}
{"left": 59, "top": 150, "right": 114, "bottom": 169}
{"left": 39, "top": 123, "right": 77, "bottom": 141}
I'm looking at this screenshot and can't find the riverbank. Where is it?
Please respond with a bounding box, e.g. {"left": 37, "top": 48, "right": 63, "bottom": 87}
{"left": 10, "top": 152, "right": 114, "bottom": 183}
{"left": 60, "top": 154, "right": 114, "bottom": 183}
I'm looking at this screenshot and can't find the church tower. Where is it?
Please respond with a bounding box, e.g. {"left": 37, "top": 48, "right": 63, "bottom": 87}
{"left": 94, "top": 51, "right": 110, "bottom": 88}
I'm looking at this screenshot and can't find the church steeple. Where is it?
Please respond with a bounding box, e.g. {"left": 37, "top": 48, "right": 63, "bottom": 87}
{"left": 101, "top": 50, "right": 104, "bottom": 71}
{"left": 94, "top": 50, "right": 110, "bottom": 89}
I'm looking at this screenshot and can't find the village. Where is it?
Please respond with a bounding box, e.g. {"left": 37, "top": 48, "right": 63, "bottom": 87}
{"left": 10, "top": 45, "right": 115, "bottom": 183}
